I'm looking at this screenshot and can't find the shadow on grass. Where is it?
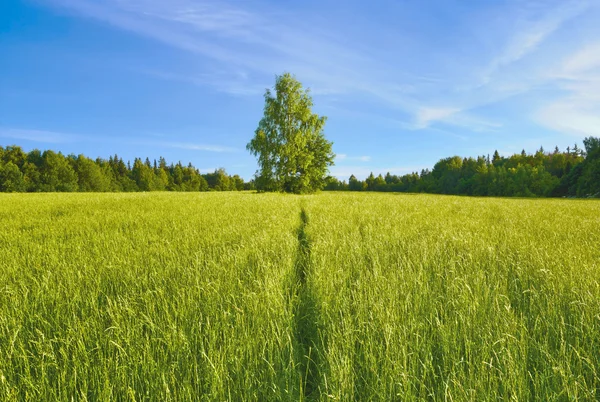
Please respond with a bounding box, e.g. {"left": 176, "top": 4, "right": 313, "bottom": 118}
{"left": 292, "top": 207, "right": 324, "bottom": 400}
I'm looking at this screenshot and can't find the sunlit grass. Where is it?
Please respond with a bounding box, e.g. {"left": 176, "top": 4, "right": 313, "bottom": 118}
{"left": 0, "top": 192, "right": 598, "bottom": 400}
{"left": 306, "top": 193, "right": 600, "bottom": 400}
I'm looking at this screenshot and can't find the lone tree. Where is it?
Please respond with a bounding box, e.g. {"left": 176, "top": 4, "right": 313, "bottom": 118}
{"left": 247, "top": 73, "right": 335, "bottom": 193}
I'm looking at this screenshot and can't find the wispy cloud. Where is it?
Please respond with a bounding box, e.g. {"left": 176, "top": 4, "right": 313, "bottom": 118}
{"left": 0, "top": 127, "right": 238, "bottom": 153}
{"left": 480, "top": 0, "right": 588, "bottom": 85}
{"left": 407, "top": 0, "right": 592, "bottom": 131}
{"left": 414, "top": 108, "right": 460, "bottom": 129}
{"left": 142, "top": 69, "right": 266, "bottom": 96}
{"left": 37, "top": 0, "right": 600, "bottom": 140}
{"left": 336, "top": 154, "right": 371, "bottom": 162}
{"left": 38, "top": 0, "right": 426, "bottom": 127}
{"left": 0, "top": 128, "right": 80, "bottom": 143}
{"left": 535, "top": 41, "right": 600, "bottom": 138}
{"left": 43, "top": 0, "right": 374, "bottom": 92}
{"left": 158, "top": 141, "right": 238, "bottom": 153}
{"left": 537, "top": 102, "right": 600, "bottom": 138}
{"left": 562, "top": 42, "right": 600, "bottom": 73}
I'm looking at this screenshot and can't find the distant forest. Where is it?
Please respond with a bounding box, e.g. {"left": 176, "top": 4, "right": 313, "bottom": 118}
{"left": 324, "top": 137, "right": 600, "bottom": 198}
{"left": 0, "top": 146, "right": 251, "bottom": 192}
{"left": 1, "top": 136, "right": 599, "bottom": 197}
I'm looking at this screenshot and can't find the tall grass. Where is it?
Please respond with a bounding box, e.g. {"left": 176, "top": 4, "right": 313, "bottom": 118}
{"left": 0, "top": 192, "right": 599, "bottom": 400}
{"left": 305, "top": 193, "right": 600, "bottom": 400}
{"left": 0, "top": 193, "right": 301, "bottom": 400}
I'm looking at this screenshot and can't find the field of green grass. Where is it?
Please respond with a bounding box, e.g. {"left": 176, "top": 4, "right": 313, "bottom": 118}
{"left": 0, "top": 192, "right": 599, "bottom": 400}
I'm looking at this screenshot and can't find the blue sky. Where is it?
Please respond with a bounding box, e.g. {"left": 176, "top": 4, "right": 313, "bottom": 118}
{"left": 1, "top": 0, "right": 600, "bottom": 180}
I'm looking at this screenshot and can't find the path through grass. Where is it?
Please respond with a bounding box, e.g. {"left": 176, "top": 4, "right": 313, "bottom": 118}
{"left": 0, "top": 192, "right": 599, "bottom": 400}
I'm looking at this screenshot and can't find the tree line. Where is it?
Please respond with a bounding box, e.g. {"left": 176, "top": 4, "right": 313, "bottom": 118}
{"left": 324, "top": 137, "right": 600, "bottom": 198}
{"left": 0, "top": 145, "right": 252, "bottom": 193}
{"left": 2, "top": 138, "right": 599, "bottom": 197}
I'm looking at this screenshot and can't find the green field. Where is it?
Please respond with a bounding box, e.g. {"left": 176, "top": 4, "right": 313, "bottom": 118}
{"left": 1, "top": 192, "right": 599, "bottom": 400}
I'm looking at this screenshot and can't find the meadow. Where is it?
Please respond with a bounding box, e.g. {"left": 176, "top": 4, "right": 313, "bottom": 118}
{"left": 0, "top": 192, "right": 599, "bottom": 400}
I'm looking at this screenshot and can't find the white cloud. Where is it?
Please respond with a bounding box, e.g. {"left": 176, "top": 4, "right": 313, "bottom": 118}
{"left": 157, "top": 141, "right": 238, "bottom": 153}
{"left": 0, "top": 128, "right": 80, "bottom": 143}
{"left": 39, "top": 0, "right": 600, "bottom": 140}
{"left": 405, "top": 6, "right": 576, "bottom": 132}
{"left": 418, "top": 0, "right": 592, "bottom": 134}
{"left": 40, "top": 0, "right": 434, "bottom": 134}
{"left": 480, "top": 0, "right": 589, "bottom": 84}
{"left": 0, "top": 127, "right": 238, "bottom": 153}
{"left": 444, "top": 113, "right": 502, "bottom": 133}
{"left": 412, "top": 107, "right": 502, "bottom": 133}
{"left": 563, "top": 43, "right": 600, "bottom": 73}
{"left": 142, "top": 69, "right": 266, "bottom": 96}
{"left": 335, "top": 154, "right": 371, "bottom": 162}
{"left": 535, "top": 38, "right": 600, "bottom": 138}
{"left": 43, "top": 0, "right": 375, "bottom": 93}
{"left": 537, "top": 102, "right": 600, "bottom": 138}
{"left": 415, "top": 107, "right": 460, "bottom": 129}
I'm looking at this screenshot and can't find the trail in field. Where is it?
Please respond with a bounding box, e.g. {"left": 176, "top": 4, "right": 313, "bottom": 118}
{"left": 292, "top": 206, "right": 324, "bottom": 400}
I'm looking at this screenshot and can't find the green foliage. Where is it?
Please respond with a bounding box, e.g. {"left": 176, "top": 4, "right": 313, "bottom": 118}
{"left": 39, "top": 150, "right": 79, "bottom": 192}
{"left": 2, "top": 146, "right": 26, "bottom": 168}
{"left": 328, "top": 139, "right": 599, "bottom": 198}
{"left": 203, "top": 168, "right": 234, "bottom": 191}
{"left": 0, "top": 192, "right": 599, "bottom": 400}
{"left": 0, "top": 161, "right": 25, "bottom": 192}
{"left": 1, "top": 137, "right": 597, "bottom": 198}
{"left": 131, "top": 158, "right": 156, "bottom": 191}
{"left": 247, "top": 73, "right": 335, "bottom": 194}
{"left": 0, "top": 145, "right": 246, "bottom": 193}
{"left": 567, "top": 137, "right": 600, "bottom": 197}
{"left": 73, "top": 154, "right": 111, "bottom": 192}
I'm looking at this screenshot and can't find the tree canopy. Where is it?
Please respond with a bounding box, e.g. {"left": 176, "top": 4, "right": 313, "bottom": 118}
{"left": 2, "top": 137, "right": 598, "bottom": 198}
{"left": 247, "top": 73, "right": 335, "bottom": 194}
{"left": 324, "top": 138, "right": 600, "bottom": 198}
{"left": 0, "top": 145, "right": 252, "bottom": 193}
